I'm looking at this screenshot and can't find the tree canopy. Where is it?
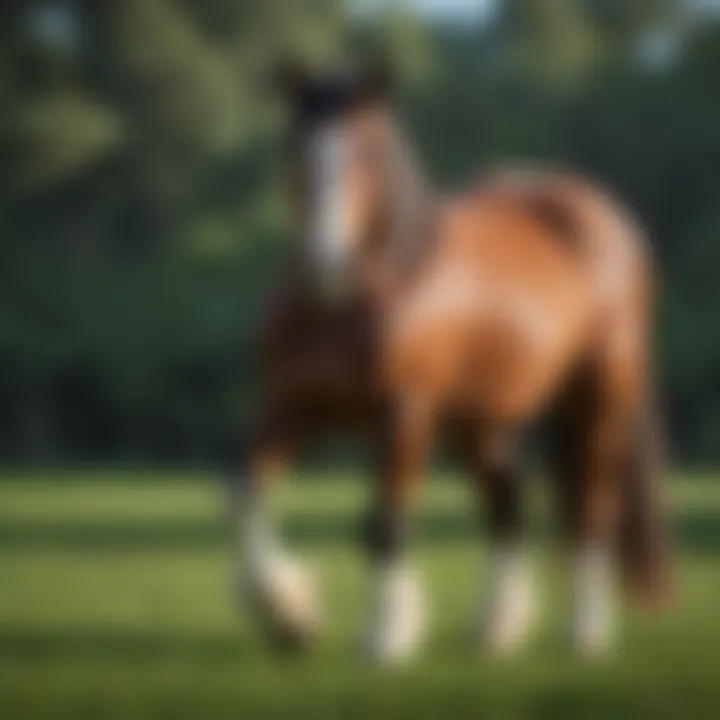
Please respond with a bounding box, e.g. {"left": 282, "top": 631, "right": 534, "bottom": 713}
{"left": 0, "top": 0, "right": 718, "bottom": 463}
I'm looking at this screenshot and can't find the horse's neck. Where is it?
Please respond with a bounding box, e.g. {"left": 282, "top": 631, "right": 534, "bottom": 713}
{"left": 384, "top": 124, "right": 437, "bottom": 279}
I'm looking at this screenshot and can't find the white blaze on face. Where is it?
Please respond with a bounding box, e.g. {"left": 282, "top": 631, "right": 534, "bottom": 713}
{"left": 308, "top": 122, "right": 351, "bottom": 294}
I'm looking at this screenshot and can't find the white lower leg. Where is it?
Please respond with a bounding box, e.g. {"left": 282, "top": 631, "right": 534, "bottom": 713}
{"left": 571, "top": 542, "right": 616, "bottom": 654}
{"left": 235, "top": 490, "right": 319, "bottom": 643}
{"left": 365, "top": 559, "right": 425, "bottom": 664}
{"left": 480, "top": 543, "right": 535, "bottom": 652}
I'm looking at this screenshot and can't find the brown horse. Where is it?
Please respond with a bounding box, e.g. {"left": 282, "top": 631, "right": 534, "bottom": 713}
{"left": 231, "top": 61, "right": 668, "bottom": 664}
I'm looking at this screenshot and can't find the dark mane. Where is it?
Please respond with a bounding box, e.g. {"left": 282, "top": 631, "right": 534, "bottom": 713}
{"left": 291, "top": 71, "right": 376, "bottom": 129}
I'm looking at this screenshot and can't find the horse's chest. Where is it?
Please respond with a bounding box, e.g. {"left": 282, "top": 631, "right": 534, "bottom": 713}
{"left": 266, "top": 305, "right": 382, "bottom": 403}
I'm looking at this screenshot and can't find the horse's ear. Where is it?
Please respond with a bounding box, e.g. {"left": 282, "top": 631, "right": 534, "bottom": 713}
{"left": 360, "top": 58, "right": 394, "bottom": 102}
{"left": 273, "top": 55, "right": 309, "bottom": 100}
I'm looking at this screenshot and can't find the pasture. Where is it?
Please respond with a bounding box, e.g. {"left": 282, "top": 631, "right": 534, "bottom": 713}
{"left": 0, "top": 471, "right": 718, "bottom": 719}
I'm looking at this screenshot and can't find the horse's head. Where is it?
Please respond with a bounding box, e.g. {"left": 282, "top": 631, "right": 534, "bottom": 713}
{"left": 276, "top": 59, "right": 422, "bottom": 301}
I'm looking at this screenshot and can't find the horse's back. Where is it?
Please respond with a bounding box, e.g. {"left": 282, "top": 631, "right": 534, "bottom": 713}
{"left": 472, "top": 166, "right": 650, "bottom": 301}
{"left": 388, "top": 169, "right": 651, "bottom": 422}
{"left": 478, "top": 167, "right": 654, "bottom": 375}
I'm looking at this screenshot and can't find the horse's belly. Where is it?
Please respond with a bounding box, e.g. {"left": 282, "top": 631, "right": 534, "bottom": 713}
{"left": 388, "top": 275, "right": 591, "bottom": 424}
{"left": 465, "top": 296, "right": 592, "bottom": 422}
{"left": 461, "top": 338, "right": 576, "bottom": 422}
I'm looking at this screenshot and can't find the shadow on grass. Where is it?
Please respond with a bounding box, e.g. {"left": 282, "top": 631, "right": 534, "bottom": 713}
{"left": 0, "top": 625, "right": 257, "bottom": 664}
{"left": 0, "top": 508, "right": 717, "bottom": 558}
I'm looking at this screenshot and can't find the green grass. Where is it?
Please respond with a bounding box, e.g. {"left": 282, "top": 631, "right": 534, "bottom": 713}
{"left": 0, "top": 471, "right": 718, "bottom": 719}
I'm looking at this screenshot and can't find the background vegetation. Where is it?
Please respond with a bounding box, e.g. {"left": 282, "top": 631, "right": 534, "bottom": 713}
{"left": 1, "top": 0, "right": 719, "bottom": 464}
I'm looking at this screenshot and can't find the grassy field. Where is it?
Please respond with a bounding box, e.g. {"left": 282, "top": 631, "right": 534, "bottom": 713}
{"left": 0, "top": 471, "right": 718, "bottom": 719}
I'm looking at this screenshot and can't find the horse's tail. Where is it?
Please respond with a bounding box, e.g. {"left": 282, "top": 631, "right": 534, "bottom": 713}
{"left": 618, "top": 382, "right": 671, "bottom": 604}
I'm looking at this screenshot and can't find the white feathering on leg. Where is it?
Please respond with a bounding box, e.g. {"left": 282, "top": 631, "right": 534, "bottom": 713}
{"left": 479, "top": 543, "right": 535, "bottom": 653}
{"left": 365, "top": 560, "right": 425, "bottom": 665}
{"left": 571, "top": 542, "right": 616, "bottom": 655}
{"left": 235, "top": 492, "right": 320, "bottom": 644}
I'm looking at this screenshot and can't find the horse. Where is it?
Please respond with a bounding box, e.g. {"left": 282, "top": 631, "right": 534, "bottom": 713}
{"left": 230, "top": 60, "right": 669, "bottom": 664}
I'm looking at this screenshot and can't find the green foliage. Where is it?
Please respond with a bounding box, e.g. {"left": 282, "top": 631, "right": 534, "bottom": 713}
{"left": 4, "top": 94, "right": 124, "bottom": 194}
{"left": 0, "top": 1, "right": 717, "bottom": 462}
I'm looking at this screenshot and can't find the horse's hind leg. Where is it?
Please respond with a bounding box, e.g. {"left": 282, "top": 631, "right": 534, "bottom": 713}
{"left": 467, "top": 436, "right": 536, "bottom": 653}
{"left": 229, "top": 403, "right": 320, "bottom": 651}
{"left": 551, "top": 357, "right": 641, "bottom": 655}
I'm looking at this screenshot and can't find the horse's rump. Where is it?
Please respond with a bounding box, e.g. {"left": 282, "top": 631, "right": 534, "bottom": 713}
{"left": 477, "top": 166, "right": 646, "bottom": 269}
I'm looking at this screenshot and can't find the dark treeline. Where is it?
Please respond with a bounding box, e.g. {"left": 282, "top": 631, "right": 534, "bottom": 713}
{"left": 1, "top": 0, "right": 719, "bottom": 464}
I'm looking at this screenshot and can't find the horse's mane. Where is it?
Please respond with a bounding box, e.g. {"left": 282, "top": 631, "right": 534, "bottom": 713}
{"left": 385, "top": 119, "right": 437, "bottom": 274}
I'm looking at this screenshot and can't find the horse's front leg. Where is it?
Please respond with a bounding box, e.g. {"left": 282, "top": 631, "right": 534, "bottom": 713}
{"left": 230, "top": 408, "right": 320, "bottom": 651}
{"left": 364, "top": 396, "right": 434, "bottom": 665}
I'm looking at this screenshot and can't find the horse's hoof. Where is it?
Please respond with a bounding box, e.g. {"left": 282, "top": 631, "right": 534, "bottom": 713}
{"left": 478, "top": 626, "right": 531, "bottom": 656}
{"left": 476, "top": 569, "right": 536, "bottom": 655}
{"left": 477, "top": 601, "right": 535, "bottom": 655}
{"left": 567, "top": 607, "right": 616, "bottom": 657}
{"left": 364, "top": 625, "right": 423, "bottom": 666}
{"left": 241, "top": 558, "right": 321, "bottom": 653}
{"left": 568, "top": 627, "right": 616, "bottom": 658}
{"left": 269, "top": 619, "right": 318, "bottom": 655}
